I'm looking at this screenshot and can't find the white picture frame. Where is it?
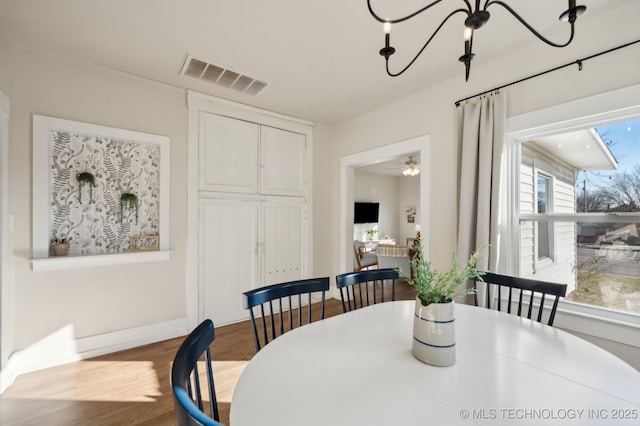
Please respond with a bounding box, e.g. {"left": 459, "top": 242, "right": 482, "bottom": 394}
{"left": 32, "top": 115, "right": 170, "bottom": 260}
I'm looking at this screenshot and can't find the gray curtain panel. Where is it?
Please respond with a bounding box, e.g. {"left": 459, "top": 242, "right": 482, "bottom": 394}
{"left": 457, "top": 91, "right": 507, "bottom": 291}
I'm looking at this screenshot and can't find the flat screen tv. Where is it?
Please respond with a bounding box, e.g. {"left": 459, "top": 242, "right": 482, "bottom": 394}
{"left": 354, "top": 202, "right": 379, "bottom": 224}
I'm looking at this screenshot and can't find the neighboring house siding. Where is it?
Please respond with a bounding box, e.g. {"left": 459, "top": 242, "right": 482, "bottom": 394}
{"left": 520, "top": 156, "right": 535, "bottom": 276}
{"left": 554, "top": 176, "right": 577, "bottom": 292}
{"left": 520, "top": 146, "right": 576, "bottom": 292}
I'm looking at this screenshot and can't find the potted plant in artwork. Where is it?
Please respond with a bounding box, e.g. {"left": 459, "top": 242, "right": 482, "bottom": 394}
{"left": 120, "top": 192, "right": 139, "bottom": 224}
{"left": 406, "top": 240, "right": 485, "bottom": 366}
{"left": 51, "top": 238, "right": 69, "bottom": 256}
{"left": 76, "top": 171, "right": 96, "bottom": 203}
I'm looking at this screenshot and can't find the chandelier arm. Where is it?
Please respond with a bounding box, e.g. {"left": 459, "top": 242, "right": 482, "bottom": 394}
{"left": 485, "top": 1, "right": 576, "bottom": 48}
{"left": 385, "top": 8, "right": 469, "bottom": 77}
{"left": 464, "top": 30, "right": 475, "bottom": 81}
{"left": 367, "top": 0, "right": 467, "bottom": 25}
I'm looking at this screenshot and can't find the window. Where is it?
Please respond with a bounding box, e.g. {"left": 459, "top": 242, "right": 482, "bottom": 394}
{"left": 536, "top": 173, "right": 552, "bottom": 260}
{"left": 516, "top": 119, "right": 640, "bottom": 316}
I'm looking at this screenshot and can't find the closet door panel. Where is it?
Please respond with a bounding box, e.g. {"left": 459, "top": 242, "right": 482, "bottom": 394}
{"left": 260, "top": 126, "right": 305, "bottom": 196}
{"left": 261, "top": 197, "right": 305, "bottom": 286}
{"left": 200, "top": 197, "right": 258, "bottom": 324}
{"left": 199, "top": 112, "right": 259, "bottom": 193}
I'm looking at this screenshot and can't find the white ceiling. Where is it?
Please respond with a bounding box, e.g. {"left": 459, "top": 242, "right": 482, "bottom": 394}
{"left": 0, "top": 0, "right": 635, "bottom": 125}
{"left": 358, "top": 153, "right": 421, "bottom": 177}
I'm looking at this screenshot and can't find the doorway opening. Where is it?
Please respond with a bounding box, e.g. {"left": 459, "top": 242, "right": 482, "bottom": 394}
{"left": 339, "top": 135, "right": 430, "bottom": 275}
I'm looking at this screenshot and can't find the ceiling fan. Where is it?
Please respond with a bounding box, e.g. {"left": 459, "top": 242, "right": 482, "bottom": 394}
{"left": 402, "top": 155, "right": 420, "bottom": 176}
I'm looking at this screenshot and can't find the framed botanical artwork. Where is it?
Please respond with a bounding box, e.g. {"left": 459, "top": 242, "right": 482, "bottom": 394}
{"left": 406, "top": 205, "right": 416, "bottom": 223}
{"left": 32, "top": 114, "right": 170, "bottom": 260}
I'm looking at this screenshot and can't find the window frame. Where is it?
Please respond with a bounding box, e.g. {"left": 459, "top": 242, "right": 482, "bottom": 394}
{"left": 505, "top": 84, "right": 640, "bottom": 348}
{"left": 534, "top": 170, "right": 554, "bottom": 266}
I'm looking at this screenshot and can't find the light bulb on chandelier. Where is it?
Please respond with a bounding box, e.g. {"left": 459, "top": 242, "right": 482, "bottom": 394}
{"left": 402, "top": 167, "right": 420, "bottom": 177}
{"left": 368, "top": 0, "right": 586, "bottom": 81}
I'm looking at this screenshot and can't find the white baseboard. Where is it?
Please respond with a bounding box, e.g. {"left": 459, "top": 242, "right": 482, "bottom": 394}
{"left": 0, "top": 318, "right": 189, "bottom": 394}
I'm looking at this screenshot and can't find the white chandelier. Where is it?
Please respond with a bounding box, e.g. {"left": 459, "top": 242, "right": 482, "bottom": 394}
{"left": 402, "top": 156, "right": 420, "bottom": 176}
{"left": 402, "top": 167, "right": 420, "bottom": 177}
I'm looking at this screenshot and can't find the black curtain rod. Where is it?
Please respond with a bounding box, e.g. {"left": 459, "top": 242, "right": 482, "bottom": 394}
{"left": 454, "top": 38, "right": 640, "bottom": 107}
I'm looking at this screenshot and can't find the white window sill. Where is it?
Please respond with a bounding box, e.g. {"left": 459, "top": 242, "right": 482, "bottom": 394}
{"left": 555, "top": 300, "right": 640, "bottom": 349}
{"left": 31, "top": 250, "right": 171, "bottom": 271}
{"left": 533, "top": 257, "right": 554, "bottom": 272}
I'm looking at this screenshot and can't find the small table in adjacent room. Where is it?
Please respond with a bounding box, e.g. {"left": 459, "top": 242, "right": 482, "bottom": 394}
{"left": 230, "top": 301, "right": 640, "bottom": 425}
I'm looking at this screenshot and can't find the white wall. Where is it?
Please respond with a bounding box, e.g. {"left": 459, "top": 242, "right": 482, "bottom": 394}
{"left": 325, "top": 4, "right": 640, "bottom": 275}
{"left": 352, "top": 171, "right": 420, "bottom": 244}
{"left": 0, "top": 24, "right": 12, "bottom": 97}
{"left": 321, "top": 5, "right": 640, "bottom": 367}
{"left": 7, "top": 47, "right": 188, "bottom": 364}
{"left": 311, "top": 123, "right": 334, "bottom": 279}
{"left": 353, "top": 170, "right": 398, "bottom": 241}
{"left": 1, "top": 2, "right": 640, "bottom": 382}
{"left": 396, "top": 175, "right": 420, "bottom": 245}
{"left": 0, "top": 21, "right": 14, "bottom": 373}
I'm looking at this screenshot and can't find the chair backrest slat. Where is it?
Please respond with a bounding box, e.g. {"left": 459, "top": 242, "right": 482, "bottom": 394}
{"left": 537, "top": 294, "right": 546, "bottom": 322}
{"left": 243, "top": 277, "right": 330, "bottom": 352}
{"left": 473, "top": 272, "right": 567, "bottom": 326}
{"left": 549, "top": 296, "right": 561, "bottom": 326}
{"left": 517, "top": 289, "right": 524, "bottom": 317}
{"left": 527, "top": 291, "right": 535, "bottom": 320}
{"left": 171, "top": 319, "right": 224, "bottom": 426}
{"left": 193, "top": 363, "right": 202, "bottom": 409}
{"left": 335, "top": 268, "right": 399, "bottom": 313}
{"left": 204, "top": 348, "right": 217, "bottom": 420}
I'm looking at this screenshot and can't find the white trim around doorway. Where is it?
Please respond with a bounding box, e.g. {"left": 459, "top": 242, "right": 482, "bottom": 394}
{"left": 339, "top": 135, "right": 431, "bottom": 281}
{"left": 0, "top": 89, "right": 10, "bottom": 393}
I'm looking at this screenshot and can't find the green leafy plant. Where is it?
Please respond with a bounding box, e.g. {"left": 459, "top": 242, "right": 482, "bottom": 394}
{"left": 120, "top": 192, "right": 139, "bottom": 224}
{"left": 406, "top": 240, "right": 486, "bottom": 306}
{"left": 76, "top": 171, "right": 96, "bottom": 203}
{"left": 365, "top": 228, "right": 377, "bottom": 240}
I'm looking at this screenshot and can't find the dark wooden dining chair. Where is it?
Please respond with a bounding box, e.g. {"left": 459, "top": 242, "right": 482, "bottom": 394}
{"left": 472, "top": 272, "right": 567, "bottom": 326}
{"left": 335, "top": 268, "right": 399, "bottom": 313}
{"left": 171, "top": 319, "right": 224, "bottom": 426}
{"left": 242, "top": 277, "right": 330, "bottom": 352}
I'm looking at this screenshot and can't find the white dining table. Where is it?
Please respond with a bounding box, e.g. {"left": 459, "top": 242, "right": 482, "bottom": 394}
{"left": 230, "top": 301, "right": 640, "bottom": 425}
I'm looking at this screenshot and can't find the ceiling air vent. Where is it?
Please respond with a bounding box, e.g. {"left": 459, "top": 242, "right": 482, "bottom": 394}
{"left": 180, "top": 55, "right": 269, "bottom": 97}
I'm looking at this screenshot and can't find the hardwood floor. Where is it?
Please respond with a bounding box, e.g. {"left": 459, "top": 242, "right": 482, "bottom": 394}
{"left": 0, "top": 280, "right": 416, "bottom": 425}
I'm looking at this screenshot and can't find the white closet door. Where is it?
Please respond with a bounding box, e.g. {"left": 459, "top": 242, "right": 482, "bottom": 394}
{"left": 200, "top": 197, "right": 258, "bottom": 325}
{"left": 199, "top": 112, "right": 259, "bottom": 194}
{"left": 261, "top": 197, "right": 305, "bottom": 286}
{"left": 260, "top": 126, "right": 306, "bottom": 196}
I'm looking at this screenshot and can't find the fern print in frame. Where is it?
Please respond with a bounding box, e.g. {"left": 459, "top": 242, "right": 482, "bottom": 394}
{"left": 32, "top": 114, "right": 170, "bottom": 259}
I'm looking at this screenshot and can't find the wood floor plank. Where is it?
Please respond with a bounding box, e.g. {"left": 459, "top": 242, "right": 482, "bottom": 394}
{"left": 0, "top": 281, "right": 416, "bottom": 425}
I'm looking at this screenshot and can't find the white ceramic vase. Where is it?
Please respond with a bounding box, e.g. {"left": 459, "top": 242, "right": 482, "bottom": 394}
{"left": 412, "top": 297, "right": 456, "bottom": 367}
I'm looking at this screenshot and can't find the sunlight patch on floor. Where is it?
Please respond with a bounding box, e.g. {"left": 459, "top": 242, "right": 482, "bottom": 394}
{"left": 4, "top": 361, "right": 160, "bottom": 402}
{"left": 211, "top": 360, "right": 248, "bottom": 403}
{"left": 166, "top": 360, "right": 249, "bottom": 405}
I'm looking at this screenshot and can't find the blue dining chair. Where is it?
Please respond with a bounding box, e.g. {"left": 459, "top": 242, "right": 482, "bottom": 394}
{"left": 335, "top": 268, "right": 399, "bottom": 312}
{"left": 242, "top": 277, "right": 330, "bottom": 352}
{"left": 171, "top": 319, "right": 224, "bottom": 426}
{"left": 472, "top": 272, "right": 568, "bottom": 326}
